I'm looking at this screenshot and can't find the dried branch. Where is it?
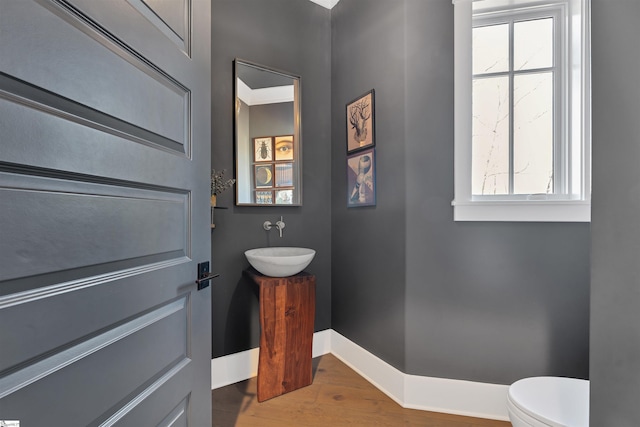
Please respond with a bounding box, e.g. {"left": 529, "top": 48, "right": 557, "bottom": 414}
{"left": 211, "top": 169, "right": 236, "bottom": 196}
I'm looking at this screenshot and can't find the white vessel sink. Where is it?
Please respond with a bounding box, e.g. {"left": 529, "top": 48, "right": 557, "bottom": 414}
{"left": 245, "top": 247, "right": 315, "bottom": 277}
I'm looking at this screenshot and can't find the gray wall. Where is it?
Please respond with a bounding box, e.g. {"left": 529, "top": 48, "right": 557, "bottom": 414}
{"left": 211, "top": 0, "right": 331, "bottom": 358}
{"left": 248, "top": 103, "right": 294, "bottom": 139}
{"left": 331, "top": 0, "right": 590, "bottom": 383}
{"left": 331, "top": 0, "right": 408, "bottom": 371}
{"left": 590, "top": 1, "right": 640, "bottom": 424}
{"left": 213, "top": 0, "right": 591, "bottom": 388}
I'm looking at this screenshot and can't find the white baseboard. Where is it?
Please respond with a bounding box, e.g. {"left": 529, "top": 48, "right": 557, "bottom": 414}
{"left": 210, "top": 346, "right": 259, "bottom": 390}
{"left": 329, "top": 330, "right": 406, "bottom": 406}
{"left": 211, "top": 329, "right": 332, "bottom": 389}
{"left": 311, "top": 329, "right": 332, "bottom": 358}
{"left": 211, "top": 329, "right": 509, "bottom": 421}
{"left": 403, "top": 374, "right": 509, "bottom": 421}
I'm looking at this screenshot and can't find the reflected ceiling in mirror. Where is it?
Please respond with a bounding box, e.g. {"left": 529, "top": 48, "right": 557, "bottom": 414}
{"left": 235, "top": 59, "right": 301, "bottom": 206}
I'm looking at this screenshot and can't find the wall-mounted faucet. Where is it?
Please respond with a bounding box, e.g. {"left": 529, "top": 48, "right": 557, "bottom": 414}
{"left": 264, "top": 216, "right": 286, "bottom": 238}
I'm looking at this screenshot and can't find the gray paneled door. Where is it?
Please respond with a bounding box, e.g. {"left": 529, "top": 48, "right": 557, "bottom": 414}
{"left": 0, "top": 0, "right": 212, "bottom": 426}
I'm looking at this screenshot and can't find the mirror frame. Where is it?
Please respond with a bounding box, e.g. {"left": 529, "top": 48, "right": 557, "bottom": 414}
{"left": 234, "top": 59, "right": 302, "bottom": 206}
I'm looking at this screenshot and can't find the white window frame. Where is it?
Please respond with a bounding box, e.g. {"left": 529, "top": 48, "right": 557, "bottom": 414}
{"left": 452, "top": 0, "right": 591, "bottom": 222}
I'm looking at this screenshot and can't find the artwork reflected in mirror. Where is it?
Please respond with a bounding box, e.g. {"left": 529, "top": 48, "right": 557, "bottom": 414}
{"left": 256, "top": 191, "right": 273, "bottom": 205}
{"left": 235, "top": 60, "right": 301, "bottom": 206}
{"left": 254, "top": 137, "right": 273, "bottom": 162}
{"left": 274, "top": 136, "right": 294, "bottom": 161}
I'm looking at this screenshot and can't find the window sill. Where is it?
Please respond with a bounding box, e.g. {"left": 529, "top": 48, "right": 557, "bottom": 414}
{"left": 452, "top": 200, "right": 590, "bottom": 222}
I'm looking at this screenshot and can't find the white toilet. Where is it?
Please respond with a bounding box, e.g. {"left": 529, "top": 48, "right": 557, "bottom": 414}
{"left": 507, "top": 377, "right": 589, "bottom": 427}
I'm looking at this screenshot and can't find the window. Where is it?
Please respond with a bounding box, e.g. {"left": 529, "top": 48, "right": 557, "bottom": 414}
{"left": 453, "top": 0, "right": 591, "bottom": 222}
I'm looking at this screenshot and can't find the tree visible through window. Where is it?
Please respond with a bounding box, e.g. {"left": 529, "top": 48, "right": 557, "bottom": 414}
{"left": 472, "top": 14, "right": 557, "bottom": 196}
{"left": 453, "top": 0, "right": 590, "bottom": 222}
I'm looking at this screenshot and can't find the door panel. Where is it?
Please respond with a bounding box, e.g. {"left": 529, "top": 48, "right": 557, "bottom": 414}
{"left": 0, "top": 170, "right": 189, "bottom": 283}
{"left": 0, "top": 84, "right": 186, "bottom": 190}
{"left": 70, "top": 0, "right": 191, "bottom": 59}
{"left": 1, "top": 298, "right": 189, "bottom": 423}
{"left": 0, "top": 0, "right": 211, "bottom": 425}
{"left": 139, "top": 0, "right": 189, "bottom": 44}
{"left": 0, "top": 264, "right": 192, "bottom": 371}
{"left": 0, "top": 0, "right": 189, "bottom": 148}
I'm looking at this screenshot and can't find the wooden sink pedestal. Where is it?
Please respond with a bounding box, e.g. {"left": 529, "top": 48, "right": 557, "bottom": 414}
{"left": 244, "top": 268, "right": 316, "bottom": 402}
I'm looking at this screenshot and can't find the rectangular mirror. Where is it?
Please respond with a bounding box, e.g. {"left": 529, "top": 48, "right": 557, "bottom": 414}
{"left": 235, "top": 59, "right": 302, "bottom": 206}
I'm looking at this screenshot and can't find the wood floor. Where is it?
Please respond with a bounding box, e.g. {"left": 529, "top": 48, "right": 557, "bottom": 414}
{"left": 212, "top": 354, "right": 512, "bottom": 427}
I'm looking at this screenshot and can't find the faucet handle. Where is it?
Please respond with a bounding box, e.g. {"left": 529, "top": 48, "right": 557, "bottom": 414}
{"left": 275, "top": 216, "right": 285, "bottom": 237}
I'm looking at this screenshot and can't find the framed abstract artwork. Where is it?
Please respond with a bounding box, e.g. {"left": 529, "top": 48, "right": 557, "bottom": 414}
{"left": 275, "top": 163, "right": 293, "bottom": 187}
{"left": 347, "top": 148, "right": 376, "bottom": 207}
{"left": 255, "top": 190, "right": 273, "bottom": 204}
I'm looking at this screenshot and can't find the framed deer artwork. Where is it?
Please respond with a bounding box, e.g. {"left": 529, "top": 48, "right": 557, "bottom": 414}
{"left": 346, "top": 89, "right": 375, "bottom": 153}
